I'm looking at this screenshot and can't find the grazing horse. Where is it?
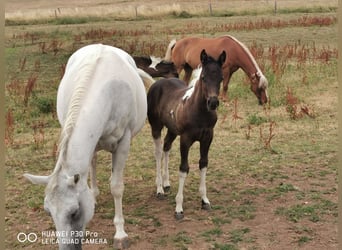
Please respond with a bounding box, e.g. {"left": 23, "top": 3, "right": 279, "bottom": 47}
{"left": 147, "top": 49, "right": 226, "bottom": 219}
{"left": 23, "top": 44, "right": 151, "bottom": 249}
{"left": 133, "top": 55, "right": 178, "bottom": 79}
{"left": 164, "top": 35, "right": 269, "bottom": 104}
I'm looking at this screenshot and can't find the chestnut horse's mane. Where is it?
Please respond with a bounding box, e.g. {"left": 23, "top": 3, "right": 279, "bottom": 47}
{"left": 224, "top": 35, "right": 261, "bottom": 72}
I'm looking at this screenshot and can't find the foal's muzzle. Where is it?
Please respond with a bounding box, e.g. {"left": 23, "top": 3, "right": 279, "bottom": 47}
{"left": 207, "top": 96, "right": 219, "bottom": 110}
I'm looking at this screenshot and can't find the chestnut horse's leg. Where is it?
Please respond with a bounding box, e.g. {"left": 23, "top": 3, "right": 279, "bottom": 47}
{"left": 198, "top": 129, "right": 213, "bottom": 210}
{"left": 175, "top": 135, "right": 193, "bottom": 220}
{"left": 221, "top": 68, "right": 231, "bottom": 101}
{"left": 183, "top": 63, "right": 193, "bottom": 84}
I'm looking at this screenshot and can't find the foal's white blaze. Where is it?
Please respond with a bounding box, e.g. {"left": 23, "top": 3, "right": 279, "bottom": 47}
{"left": 175, "top": 171, "right": 188, "bottom": 214}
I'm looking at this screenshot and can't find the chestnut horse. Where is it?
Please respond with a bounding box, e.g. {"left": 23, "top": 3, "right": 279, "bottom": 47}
{"left": 164, "top": 35, "right": 269, "bottom": 104}
{"left": 147, "top": 49, "right": 226, "bottom": 219}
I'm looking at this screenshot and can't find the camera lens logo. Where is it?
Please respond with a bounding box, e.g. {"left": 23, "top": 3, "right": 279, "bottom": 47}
{"left": 17, "top": 232, "right": 38, "bottom": 243}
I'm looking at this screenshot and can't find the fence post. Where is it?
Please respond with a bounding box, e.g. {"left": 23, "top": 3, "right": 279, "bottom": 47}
{"left": 209, "top": 0, "right": 213, "bottom": 16}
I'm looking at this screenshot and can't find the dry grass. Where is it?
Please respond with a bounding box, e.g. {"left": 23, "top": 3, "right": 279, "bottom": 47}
{"left": 5, "top": 0, "right": 338, "bottom": 20}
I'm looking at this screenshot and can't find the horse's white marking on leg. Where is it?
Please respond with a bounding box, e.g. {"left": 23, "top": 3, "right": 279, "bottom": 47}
{"left": 175, "top": 171, "right": 187, "bottom": 214}
{"left": 163, "top": 150, "right": 170, "bottom": 188}
{"left": 199, "top": 168, "right": 210, "bottom": 205}
{"left": 154, "top": 138, "right": 164, "bottom": 195}
{"left": 111, "top": 130, "right": 131, "bottom": 242}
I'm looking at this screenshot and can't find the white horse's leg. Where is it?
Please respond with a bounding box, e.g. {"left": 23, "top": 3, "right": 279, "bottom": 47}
{"left": 154, "top": 137, "right": 164, "bottom": 197}
{"left": 162, "top": 150, "right": 170, "bottom": 191}
{"left": 199, "top": 167, "right": 211, "bottom": 210}
{"left": 175, "top": 171, "right": 187, "bottom": 220}
{"left": 110, "top": 130, "right": 131, "bottom": 249}
{"left": 90, "top": 153, "right": 100, "bottom": 200}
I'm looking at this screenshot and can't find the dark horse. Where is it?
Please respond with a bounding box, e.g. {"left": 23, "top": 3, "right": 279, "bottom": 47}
{"left": 164, "top": 35, "right": 269, "bottom": 104}
{"left": 147, "top": 49, "right": 226, "bottom": 219}
{"left": 133, "top": 55, "right": 178, "bottom": 79}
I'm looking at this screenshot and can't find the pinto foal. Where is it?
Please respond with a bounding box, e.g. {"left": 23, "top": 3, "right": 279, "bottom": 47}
{"left": 147, "top": 49, "right": 226, "bottom": 219}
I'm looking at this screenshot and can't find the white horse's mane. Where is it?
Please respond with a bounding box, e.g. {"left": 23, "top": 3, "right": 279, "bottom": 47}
{"left": 51, "top": 50, "right": 101, "bottom": 182}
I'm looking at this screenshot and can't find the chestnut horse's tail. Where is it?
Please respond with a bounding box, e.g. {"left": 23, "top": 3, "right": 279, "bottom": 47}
{"left": 164, "top": 39, "right": 177, "bottom": 62}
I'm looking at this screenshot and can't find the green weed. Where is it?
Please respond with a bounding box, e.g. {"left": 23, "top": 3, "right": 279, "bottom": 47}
{"left": 229, "top": 227, "right": 250, "bottom": 243}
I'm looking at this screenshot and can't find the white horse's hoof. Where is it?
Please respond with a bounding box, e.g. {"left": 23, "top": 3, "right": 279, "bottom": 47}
{"left": 114, "top": 237, "right": 130, "bottom": 249}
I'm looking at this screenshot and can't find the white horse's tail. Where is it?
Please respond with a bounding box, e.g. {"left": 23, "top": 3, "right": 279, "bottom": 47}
{"left": 164, "top": 39, "right": 177, "bottom": 62}
{"left": 137, "top": 68, "right": 154, "bottom": 89}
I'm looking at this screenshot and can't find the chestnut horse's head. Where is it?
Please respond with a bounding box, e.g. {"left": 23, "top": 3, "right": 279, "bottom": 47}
{"left": 199, "top": 49, "right": 226, "bottom": 111}
{"left": 250, "top": 71, "right": 269, "bottom": 105}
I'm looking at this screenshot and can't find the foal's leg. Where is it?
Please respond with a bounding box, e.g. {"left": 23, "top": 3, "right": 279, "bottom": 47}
{"left": 153, "top": 136, "right": 164, "bottom": 197}
{"left": 110, "top": 130, "right": 131, "bottom": 249}
{"left": 90, "top": 153, "right": 100, "bottom": 200}
{"left": 199, "top": 131, "right": 214, "bottom": 210}
{"left": 175, "top": 136, "right": 192, "bottom": 220}
{"left": 162, "top": 130, "right": 177, "bottom": 192}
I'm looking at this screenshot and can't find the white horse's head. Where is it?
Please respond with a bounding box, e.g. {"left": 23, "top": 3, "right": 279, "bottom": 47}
{"left": 24, "top": 168, "right": 95, "bottom": 250}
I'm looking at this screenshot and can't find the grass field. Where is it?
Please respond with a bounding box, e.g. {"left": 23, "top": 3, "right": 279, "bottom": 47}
{"left": 5, "top": 0, "right": 338, "bottom": 249}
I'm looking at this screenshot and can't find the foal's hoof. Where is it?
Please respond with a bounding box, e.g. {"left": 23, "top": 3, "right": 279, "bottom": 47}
{"left": 163, "top": 186, "right": 171, "bottom": 193}
{"left": 156, "top": 192, "right": 166, "bottom": 200}
{"left": 201, "top": 200, "right": 211, "bottom": 211}
{"left": 113, "top": 237, "right": 130, "bottom": 249}
{"left": 174, "top": 211, "right": 184, "bottom": 220}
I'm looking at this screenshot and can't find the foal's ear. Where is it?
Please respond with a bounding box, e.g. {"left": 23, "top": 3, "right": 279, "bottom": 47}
{"left": 218, "top": 51, "right": 226, "bottom": 66}
{"left": 200, "top": 49, "right": 208, "bottom": 64}
{"left": 23, "top": 173, "right": 51, "bottom": 185}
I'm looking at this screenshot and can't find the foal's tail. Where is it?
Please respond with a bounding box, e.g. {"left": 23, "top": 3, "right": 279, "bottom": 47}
{"left": 137, "top": 68, "right": 155, "bottom": 89}
{"left": 164, "top": 39, "right": 176, "bottom": 62}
